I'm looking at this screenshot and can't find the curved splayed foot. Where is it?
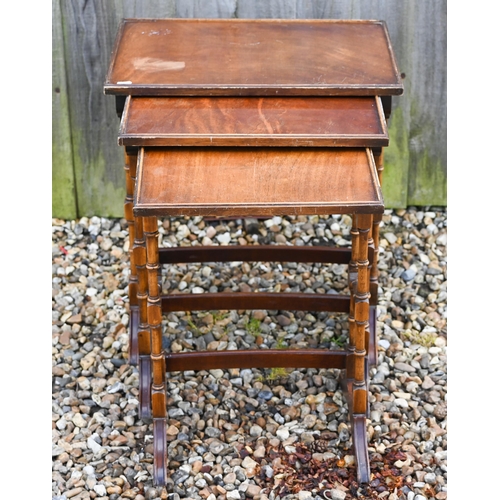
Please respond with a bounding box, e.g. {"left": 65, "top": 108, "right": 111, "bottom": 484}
{"left": 138, "top": 356, "right": 151, "bottom": 420}
{"left": 153, "top": 418, "right": 167, "bottom": 486}
{"left": 128, "top": 307, "right": 139, "bottom": 365}
{"left": 352, "top": 415, "right": 370, "bottom": 484}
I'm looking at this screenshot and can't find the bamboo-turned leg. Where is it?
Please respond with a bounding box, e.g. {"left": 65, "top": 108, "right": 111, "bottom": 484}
{"left": 343, "top": 216, "right": 358, "bottom": 403}
{"left": 133, "top": 216, "right": 152, "bottom": 419}
{"left": 124, "top": 149, "right": 140, "bottom": 365}
{"left": 143, "top": 216, "right": 168, "bottom": 486}
{"left": 346, "top": 219, "right": 359, "bottom": 382}
{"left": 366, "top": 215, "right": 376, "bottom": 367}
{"left": 343, "top": 214, "right": 371, "bottom": 483}
{"left": 157, "top": 221, "right": 163, "bottom": 305}
{"left": 371, "top": 149, "right": 385, "bottom": 300}
{"left": 367, "top": 149, "right": 385, "bottom": 366}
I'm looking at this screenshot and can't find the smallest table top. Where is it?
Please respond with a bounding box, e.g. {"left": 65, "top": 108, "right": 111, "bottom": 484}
{"left": 105, "top": 18, "right": 403, "bottom": 97}
{"left": 119, "top": 96, "right": 388, "bottom": 147}
{"left": 134, "top": 147, "right": 384, "bottom": 218}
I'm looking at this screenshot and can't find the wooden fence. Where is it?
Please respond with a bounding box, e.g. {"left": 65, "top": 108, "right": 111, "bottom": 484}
{"left": 52, "top": 0, "right": 446, "bottom": 219}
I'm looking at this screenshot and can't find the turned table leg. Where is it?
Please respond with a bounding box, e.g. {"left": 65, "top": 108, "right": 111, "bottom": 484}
{"left": 367, "top": 149, "right": 385, "bottom": 367}
{"left": 133, "top": 216, "right": 152, "bottom": 419}
{"left": 124, "top": 149, "right": 139, "bottom": 365}
{"left": 345, "top": 213, "right": 372, "bottom": 484}
{"left": 144, "top": 216, "right": 168, "bottom": 486}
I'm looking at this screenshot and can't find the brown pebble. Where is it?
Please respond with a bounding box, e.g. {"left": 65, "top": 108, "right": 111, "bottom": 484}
{"left": 199, "top": 488, "right": 212, "bottom": 499}
{"left": 433, "top": 402, "right": 447, "bottom": 420}
{"left": 252, "top": 310, "right": 267, "bottom": 321}
{"left": 121, "top": 489, "right": 138, "bottom": 498}
{"left": 276, "top": 314, "right": 291, "bottom": 326}
{"left": 59, "top": 330, "right": 71, "bottom": 344}
{"left": 66, "top": 488, "right": 83, "bottom": 498}
{"left": 67, "top": 313, "right": 82, "bottom": 324}
{"left": 246, "top": 484, "right": 262, "bottom": 497}
{"left": 191, "top": 460, "right": 203, "bottom": 473}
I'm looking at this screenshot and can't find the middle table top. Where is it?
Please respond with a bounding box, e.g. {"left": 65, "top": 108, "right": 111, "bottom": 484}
{"left": 105, "top": 18, "right": 403, "bottom": 97}
{"left": 118, "top": 96, "right": 388, "bottom": 147}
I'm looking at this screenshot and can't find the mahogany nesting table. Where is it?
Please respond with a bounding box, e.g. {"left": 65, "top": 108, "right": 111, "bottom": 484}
{"left": 104, "top": 18, "right": 403, "bottom": 486}
{"left": 134, "top": 146, "right": 384, "bottom": 485}
{"left": 118, "top": 95, "right": 388, "bottom": 372}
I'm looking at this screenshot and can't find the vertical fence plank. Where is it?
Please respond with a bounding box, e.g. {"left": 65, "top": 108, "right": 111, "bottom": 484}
{"left": 356, "top": 0, "right": 413, "bottom": 209}
{"left": 117, "top": 0, "right": 176, "bottom": 18}
{"left": 175, "top": 0, "right": 237, "bottom": 18}
{"left": 52, "top": 0, "right": 77, "bottom": 219}
{"left": 236, "top": 0, "right": 337, "bottom": 18}
{"left": 404, "top": 1, "right": 447, "bottom": 207}
{"left": 351, "top": 0, "right": 447, "bottom": 207}
{"left": 60, "top": 0, "right": 126, "bottom": 217}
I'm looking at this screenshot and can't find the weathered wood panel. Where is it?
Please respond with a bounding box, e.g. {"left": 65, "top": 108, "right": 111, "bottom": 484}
{"left": 52, "top": 0, "right": 447, "bottom": 217}
{"left": 52, "top": 0, "right": 77, "bottom": 219}
{"left": 176, "top": 0, "right": 237, "bottom": 18}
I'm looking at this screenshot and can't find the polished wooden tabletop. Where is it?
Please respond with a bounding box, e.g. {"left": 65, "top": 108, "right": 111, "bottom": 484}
{"left": 134, "top": 147, "right": 384, "bottom": 217}
{"left": 118, "top": 95, "right": 388, "bottom": 147}
{"left": 105, "top": 19, "right": 403, "bottom": 96}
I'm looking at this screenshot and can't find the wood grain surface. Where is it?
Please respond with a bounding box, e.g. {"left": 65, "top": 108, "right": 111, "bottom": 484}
{"left": 134, "top": 147, "right": 384, "bottom": 216}
{"left": 119, "top": 96, "right": 388, "bottom": 147}
{"left": 105, "top": 19, "right": 403, "bottom": 96}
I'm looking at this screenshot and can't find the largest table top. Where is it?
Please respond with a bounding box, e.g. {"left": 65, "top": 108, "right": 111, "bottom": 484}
{"left": 104, "top": 19, "right": 403, "bottom": 96}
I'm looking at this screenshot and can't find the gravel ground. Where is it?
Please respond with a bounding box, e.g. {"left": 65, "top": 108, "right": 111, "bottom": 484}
{"left": 52, "top": 207, "right": 447, "bottom": 500}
